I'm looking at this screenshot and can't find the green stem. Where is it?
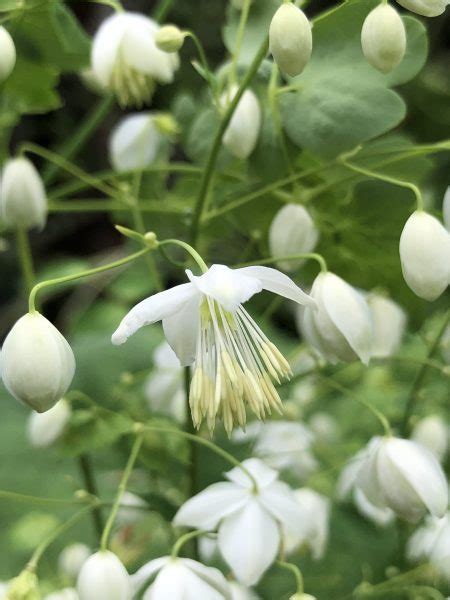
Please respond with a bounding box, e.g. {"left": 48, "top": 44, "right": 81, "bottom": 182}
{"left": 236, "top": 252, "right": 328, "bottom": 272}
{"left": 229, "top": 0, "right": 252, "bottom": 86}
{"left": 100, "top": 433, "right": 144, "bottom": 551}
{"left": 15, "top": 227, "right": 35, "bottom": 297}
{"left": 28, "top": 247, "right": 151, "bottom": 312}
{"left": 48, "top": 199, "right": 186, "bottom": 214}
{"left": 189, "top": 36, "right": 269, "bottom": 245}
{"left": 171, "top": 529, "right": 206, "bottom": 559}
{"left": 268, "top": 63, "right": 296, "bottom": 177}
{"left": 186, "top": 32, "right": 218, "bottom": 103}
{"left": 277, "top": 560, "right": 304, "bottom": 595}
{"left": 159, "top": 239, "right": 208, "bottom": 272}
{"left": 78, "top": 454, "right": 104, "bottom": 544}
{"left": 184, "top": 367, "right": 198, "bottom": 514}
{"left": 400, "top": 310, "right": 450, "bottom": 435}
{"left": 153, "top": 0, "right": 174, "bottom": 21}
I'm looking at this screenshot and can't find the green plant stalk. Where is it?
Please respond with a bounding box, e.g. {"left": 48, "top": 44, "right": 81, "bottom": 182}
{"left": 158, "top": 238, "right": 208, "bottom": 272}
{"left": 48, "top": 199, "right": 187, "bottom": 214}
{"left": 78, "top": 454, "right": 104, "bottom": 544}
{"left": 186, "top": 32, "right": 218, "bottom": 104}
{"left": 277, "top": 560, "right": 304, "bottom": 595}
{"left": 153, "top": 0, "right": 174, "bottom": 21}
{"left": 236, "top": 252, "right": 328, "bottom": 272}
{"left": 171, "top": 529, "right": 206, "bottom": 559}
{"left": 15, "top": 226, "right": 35, "bottom": 297}
{"left": 229, "top": 0, "right": 252, "bottom": 86}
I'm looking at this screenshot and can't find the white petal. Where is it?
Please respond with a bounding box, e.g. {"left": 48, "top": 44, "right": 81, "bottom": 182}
{"left": 353, "top": 487, "right": 395, "bottom": 528}
{"left": 236, "top": 266, "right": 316, "bottom": 307}
{"left": 173, "top": 482, "right": 248, "bottom": 530}
{"left": 144, "top": 563, "right": 185, "bottom": 599}
{"left": 222, "top": 87, "right": 261, "bottom": 160}
{"left": 367, "top": 294, "right": 407, "bottom": 359}
{"left": 225, "top": 458, "right": 278, "bottom": 490}
{"left": 258, "top": 481, "right": 304, "bottom": 536}
{"left": 109, "top": 113, "right": 160, "bottom": 172}
{"left": 111, "top": 283, "right": 198, "bottom": 345}
{"left": 163, "top": 293, "right": 200, "bottom": 366}
{"left": 91, "top": 13, "right": 128, "bottom": 86}
{"left": 218, "top": 500, "right": 280, "bottom": 586}
{"left": 180, "top": 559, "right": 232, "bottom": 599}
{"left": 131, "top": 557, "right": 169, "bottom": 594}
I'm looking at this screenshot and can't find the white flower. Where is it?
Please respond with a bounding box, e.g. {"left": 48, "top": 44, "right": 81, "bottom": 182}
{"left": 356, "top": 436, "right": 448, "bottom": 522}
{"left": 396, "top": 0, "right": 449, "bottom": 16}
{"left": 399, "top": 211, "right": 450, "bottom": 301}
{"left": 443, "top": 186, "right": 450, "bottom": 231}
{"left": 1, "top": 313, "right": 76, "bottom": 413}
{"left": 0, "top": 26, "right": 15, "bottom": 82}
{"left": 411, "top": 415, "right": 449, "bottom": 463}
{"left": 430, "top": 515, "right": 450, "bottom": 581}
{"left": 361, "top": 4, "right": 406, "bottom": 73}
{"left": 285, "top": 488, "right": 330, "bottom": 559}
{"left": 131, "top": 557, "right": 231, "bottom": 599}
{"left": 116, "top": 491, "right": 148, "bottom": 526}
{"left": 0, "top": 582, "right": 8, "bottom": 600}
{"left": 0, "top": 157, "right": 47, "bottom": 230}
{"left": 298, "top": 272, "right": 373, "bottom": 364}
{"left": 222, "top": 87, "right": 261, "bottom": 160}
{"left": 229, "top": 582, "right": 260, "bottom": 600}
{"left": 173, "top": 458, "right": 305, "bottom": 585}
{"left": 91, "top": 12, "right": 179, "bottom": 107}
{"left": 59, "top": 544, "right": 91, "bottom": 580}
{"left": 268, "top": 204, "right": 319, "bottom": 272}
{"left": 145, "top": 341, "right": 185, "bottom": 422}
{"left": 367, "top": 294, "right": 407, "bottom": 358}
{"left": 407, "top": 513, "right": 449, "bottom": 563}
{"left": 27, "top": 398, "right": 71, "bottom": 448}
{"left": 109, "top": 113, "right": 163, "bottom": 172}
{"left": 269, "top": 3, "right": 312, "bottom": 77}
{"left": 112, "top": 264, "right": 315, "bottom": 433}
{"left": 77, "top": 551, "right": 131, "bottom": 600}
{"left": 45, "top": 588, "right": 79, "bottom": 600}
{"left": 308, "top": 412, "right": 339, "bottom": 444}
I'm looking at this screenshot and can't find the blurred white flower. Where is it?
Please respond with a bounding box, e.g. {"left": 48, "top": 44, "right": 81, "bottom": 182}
{"left": 59, "top": 543, "right": 91, "bottom": 580}
{"left": 367, "top": 294, "right": 407, "bottom": 358}
{"left": 112, "top": 264, "right": 314, "bottom": 433}
{"left": 230, "top": 582, "right": 260, "bottom": 599}
{"left": 269, "top": 3, "right": 312, "bottom": 77}
{"left": 269, "top": 204, "right": 319, "bottom": 272}
{"left": 131, "top": 557, "right": 231, "bottom": 599}
{"left": 411, "top": 415, "right": 449, "bottom": 463}
{"left": 77, "top": 551, "right": 131, "bottom": 600}
{"left": 396, "top": 0, "right": 449, "bottom": 16}
{"left": 0, "top": 26, "right": 16, "bottom": 82}
{"left": 45, "top": 588, "right": 79, "bottom": 600}
{"left": 116, "top": 491, "right": 148, "bottom": 526}
{"left": 308, "top": 413, "right": 340, "bottom": 444}
{"left": 109, "top": 113, "right": 163, "bottom": 172}
{"left": 222, "top": 87, "right": 261, "bottom": 159}
{"left": 174, "top": 458, "right": 304, "bottom": 585}
{"left": 361, "top": 4, "right": 406, "bottom": 73}
{"left": 407, "top": 513, "right": 449, "bottom": 563}
{"left": 285, "top": 488, "right": 330, "bottom": 559}
{"left": 27, "top": 398, "right": 71, "bottom": 448}
{"left": 91, "top": 12, "right": 179, "bottom": 107}
{"left": 145, "top": 342, "right": 185, "bottom": 423}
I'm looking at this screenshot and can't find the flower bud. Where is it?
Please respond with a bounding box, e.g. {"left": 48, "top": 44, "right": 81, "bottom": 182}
{"left": 155, "top": 25, "right": 185, "bottom": 53}
{"left": 7, "top": 569, "right": 40, "bottom": 600}
{"left": 1, "top": 313, "right": 76, "bottom": 413}
{"left": 443, "top": 186, "right": 450, "bottom": 231}
{"left": 268, "top": 204, "right": 319, "bottom": 272}
{"left": 45, "top": 589, "right": 78, "bottom": 600}
{"left": 116, "top": 491, "right": 147, "bottom": 525}
{"left": 59, "top": 543, "right": 91, "bottom": 579}
{"left": 27, "top": 398, "right": 71, "bottom": 448}
{"left": 290, "top": 595, "right": 317, "bottom": 600}
{"left": 396, "top": 0, "right": 449, "bottom": 17}
{"left": 77, "top": 551, "right": 131, "bottom": 600}
{"left": 0, "top": 25, "right": 16, "bottom": 82}
{"left": 222, "top": 86, "right": 261, "bottom": 159}
{"left": 0, "top": 157, "right": 47, "bottom": 230}
{"left": 367, "top": 293, "right": 407, "bottom": 358}
{"left": 399, "top": 210, "right": 450, "bottom": 301}
{"left": 109, "top": 113, "right": 163, "bottom": 172}
{"left": 269, "top": 3, "right": 312, "bottom": 77}
{"left": 298, "top": 272, "right": 373, "bottom": 364}
{"left": 361, "top": 4, "right": 406, "bottom": 73}
{"left": 411, "top": 415, "right": 449, "bottom": 463}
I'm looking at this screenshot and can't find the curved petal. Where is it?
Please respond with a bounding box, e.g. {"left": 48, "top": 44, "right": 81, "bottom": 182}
{"left": 225, "top": 458, "right": 278, "bottom": 490}
{"left": 173, "top": 482, "right": 249, "bottom": 530}
{"left": 181, "top": 559, "right": 232, "bottom": 599}
{"left": 163, "top": 293, "right": 200, "bottom": 366}
{"left": 258, "top": 481, "right": 304, "bottom": 536}
{"left": 131, "top": 557, "right": 169, "bottom": 594}
{"left": 218, "top": 500, "right": 280, "bottom": 586}
{"left": 144, "top": 563, "right": 185, "bottom": 599}
{"left": 236, "top": 266, "right": 316, "bottom": 307}
{"left": 111, "top": 283, "right": 197, "bottom": 345}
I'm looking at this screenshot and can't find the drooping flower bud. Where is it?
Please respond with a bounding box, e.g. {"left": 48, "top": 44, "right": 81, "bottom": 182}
{"left": 269, "top": 204, "right": 319, "bottom": 272}
{"left": 1, "top": 313, "right": 76, "bottom": 413}
{"left": 396, "top": 0, "right": 449, "bottom": 17}
{"left": 443, "top": 186, "right": 450, "bottom": 231}
{"left": 367, "top": 293, "right": 407, "bottom": 358}
{"left": 0, "top": 25, "right": 16, "bottom": 82}
{"left": 6, "top": 569, "right": 40, "bottom": 600}
{"left": 77, "top": 551, "right": 132, "bottom": 600}
{"left": 411, "top": 415, "right": 449, "bottom": 463}
{"left": 155, "top": 25, "right": 186, "bottom": 53}
{"left": 27, "top": 398, "right": 71, "bottom": 448}
{"left": 59, "top": 543, "right": 91, "bottom": 579}
{"left": 222, "top": 86, "right": 261, "bottom": 159}
{"left": 91, "top": 12, "right": 179, "bottom": 107}
{"left": 298, "top": 272, "right": 373, "bottom": 364}
{"left": 361, "top": 3, "right": 406, "bottom": 73}
{"left": 399, "top": 210, "right": 450, "bottom": 301}
{"left": 109, "top": 113, "right": 163, "bottom": 172}
{"left": 0, "top": 157, "right": 47, "bottom": 230}
{"left": 269, "top": 3, "right": 312, "bottom": 77}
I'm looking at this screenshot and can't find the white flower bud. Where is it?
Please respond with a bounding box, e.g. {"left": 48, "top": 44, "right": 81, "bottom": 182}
{"left": 222, "top": 86, "right": 261, "bottom": 159}
{"left": 411, "top": 415, "right": 449, "bottom": 462}
{"left": 109, "top": 113, "right": 163, "bottom": 172}
{"left": 45, "top": 588, "right": 78, "bottom": 600}
{"left": 116, "top": 491, "right": 147, "bottom": 525}
{"left": 27, "top": 398, "right": 71, "bottom": 448}
{"left": 1, "top": 313, "right": 76, "bottom": 413}
{"left": 298, "top": 272, "right": 373, "bottom": 364}
{"left": 0, "top": 26, "right": 16, "bottom": 82}
{"left": 91, "top": 12, "right": 179, "bottom": 107}
{"left": 0, "top": 157, "right": 47, "bottom": 230}
{"left": 357, "top": 437, "right": 448, "bottom": 522}
{"left": 59, "top": 543, "right": 91, "bottom": 579}
{"left": 396, "top": 0, "right": 449, "bottom": 17}
{"left": 155, "top": 25, "right": 185, "bottom": 53}
{"left": 77, "top": 551, "right": 131, "bottom": 600}
{"left": 443, "top": 186, "right": 450, "bottom": 231}
{"left": 367, "top": 294, "right": 407, "bottom": 358}
{"left": 269, "top": 3, "right": 312, "bottom": 77}
{"left": 399, "top": 210, "right": 450, "bottom": 301}
{"left": 361, "top": 4, "right": 406, "bottom": 73}
{"left": 268, "top": 204, "right": 319, "bottom": 272}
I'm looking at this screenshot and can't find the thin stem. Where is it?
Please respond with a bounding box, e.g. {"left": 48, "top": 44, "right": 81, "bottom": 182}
{"left": 153, "top": 0, "right": 175, "bottom": 21}
{"left": 171, "top": 529, "right": 206, "bottom": 559}
{"left": 236, "top": 252, "right": 328, "bottom": 272}
{"left": 268, "top": 63, "right": 296, "bottom": 177}
{"left": 277, "top": 560, "right": 304, "bottom": 595}
{"left": 400, "top": 310, "right": 450, "bottom": 435}
{"left": 15, "top": 227, "right": 35, "bottom": 297}
{"left": 28, "top": 247, "right": 151, "bottom": 312}
{"left": 78, "top": 454, "right": 104, "bottom": 544}
{"left": 0, "top": 490, "right": 82, "bottom": 507}
{"left": 100, "top": 433, "right": 144, "bottom": 551}
{"left": 159, "top": 239, "right": 208, "bottom": 272}
{"left": 185, "top": 32, "right": 218, "bottom": 103}
{"left": 189, "top": 36, "right": 269, "bottom": 245}
{"left": 229, "top": 0, "right": 252, "bottom": 86}
{"left": 48, "top": 199, "right": 186, "bottom": 214}
{"left": 184, "top": 367, "right": 198, "bottom": 505}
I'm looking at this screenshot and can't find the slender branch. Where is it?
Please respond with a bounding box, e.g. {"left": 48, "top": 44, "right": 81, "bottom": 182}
{"left": 158, "top": 238, "right": 208, "bottom": 272}
{"left": 229, "top": 0, "right": 252, "bottom": 86}
{"left": 78, "top": 454, "right": 104, "bottom": 544}
{"left": 153, "top": 0, "right": 175, "bottom": 21}
{"left": 277, "top": 561, "right": 304, "bottom": 595}
{"left": 235, "top": 252, "right": 328, "bottom": 272}
{"left": 171, "top": 529, "right": 206, "bottom": 559}
{"left": 15, "top": 227, "right": 35, "bottom": 297}
{"left": 48, "top": 199, "right": 187, "bottom": 214}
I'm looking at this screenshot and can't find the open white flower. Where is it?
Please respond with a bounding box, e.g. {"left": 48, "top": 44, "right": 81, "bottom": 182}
{"left": 131, "top": 557, "right": 231, "bottom": 599}
{"left": 411, "top": 415, "right": 449, "bottom": 463}
{"left": 174, "top": 458, "right": 305, "bottom": 585}
{"left": 112, "top": 264, "right": 315, "bottom": 433}
{"left": 27, "top": 398, "right": 71, "bottom": 448}
{"left": 145, "top": 341, "right": 185, "bottom": 422}
{"left": 367, "top": 293, "right": 407, "bottom": 358}
{"left": 396, "top": 0, "right": 449, "bottom": 17}
{"left": 91, "top": 12, "right": 179, "bottom": 107}
{"left": 222, "top": 87, "right": 261, "bottom": 159}
{"left": 285, "top": 488, "right": 330, "bottom": 559}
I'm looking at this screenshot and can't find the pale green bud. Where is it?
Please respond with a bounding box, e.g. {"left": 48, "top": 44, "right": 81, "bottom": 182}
{"left": 290, "top": 594, "right": 317, "bottom": 600}
{"left": 155, "top": 25, "right": 186, "bottom": 53}
{"left": 269, "top": 3, "right": 312, "bottom": 77}
{"left": 6, "top": 569, "right": 40, "bottom": 600}
{"left": 153, "top": 113, "right": 180, "bottom": 136}
{"left": 396, "top": 0, "right": 449, "bottom": 17}
{"left": 0, "top": 25, "right": 16, "bottom": 82}
{"left": 361, "top": 4, "right": 406, "bottom": 73}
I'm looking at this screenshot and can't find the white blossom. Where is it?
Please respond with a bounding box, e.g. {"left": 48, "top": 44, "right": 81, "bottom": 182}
{"left": 308, "top": 412, "right": 340, "bottom": 444}
{"left": 284, "top": 488, "right": 330, "bottom": 559}
{"left": 1, "top": 313, "right": 75, "bottom": 413}
{"left": 269, "top": 3, "right": 312, "bottom": 77}
{"left": 407, "top": 513, "right": 449, "bottom": 563}
{"left": 145, "top": 341, "right": 185, "bottom": 422}
{"left": 222, "top": 87, "right": 261, "bottom": 159}
{"left": 396, "top": 0, "right": 449, "bottom": 17}
{"left": 116, "top": 491, "right": 148, "bottom": 526}
{"left": 361, "top": 4, "right": 406, "bottom": 73}
{"left": 174, "top": 458, "right": 305, "bottom": 585}
{"left": 109, "top": 113, "right": 163, "bottom": 172}
{"left": 0, "top": 26, "right": 16, "bottom": 82}
{"left": 59, "top": 544, "right": 91, "bottom": 580}
{"left": 229, "top": 582, "right": 260, "bottom": 599}
{"left": 367, "top": 294, "right": 407, "bottom": 358}
{"left": 77, "top": 551, "right": 131, "bottom": 600}
{"left": 411, "top": 415, "right": 449, "bottom": 463}
{"left": 45, "top": 589, "right": 79, "bottom": 600}
{"left": 27, "top": 398, "right": 71, "bottom": 448}
{"left": 112, "top": 264, "right": 315, "bottom": 433}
